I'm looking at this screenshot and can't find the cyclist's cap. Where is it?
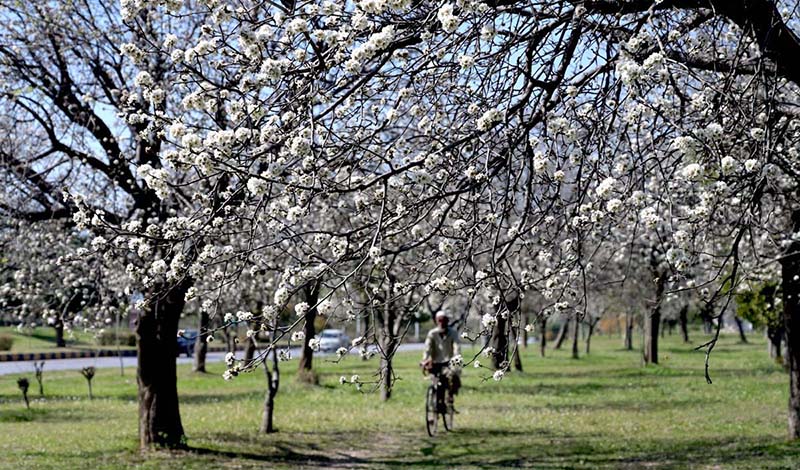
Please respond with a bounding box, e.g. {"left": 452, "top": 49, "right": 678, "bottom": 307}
{"left": 435, "top": 311, "right": 449, "bottom": 320}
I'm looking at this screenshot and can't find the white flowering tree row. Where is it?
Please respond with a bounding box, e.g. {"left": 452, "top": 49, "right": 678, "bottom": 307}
{"left": 3, "top": 0, "right": 800, "bottom": 447}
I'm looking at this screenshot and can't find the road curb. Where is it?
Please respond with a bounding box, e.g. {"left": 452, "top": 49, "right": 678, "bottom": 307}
{"left": 0, "top": 349, "right": 137, "bottom": 362}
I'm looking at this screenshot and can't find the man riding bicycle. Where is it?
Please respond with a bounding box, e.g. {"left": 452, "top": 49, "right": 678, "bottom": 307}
{"left": 420, "top": 311, "right": 461, "bottom": 411}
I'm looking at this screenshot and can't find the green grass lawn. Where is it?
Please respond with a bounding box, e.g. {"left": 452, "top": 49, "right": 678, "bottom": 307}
{"left": 0, "top": 331, "right": 798, "bottom": 469}
{"left": 0, "top": 326, "right": 111, "bottom": 352}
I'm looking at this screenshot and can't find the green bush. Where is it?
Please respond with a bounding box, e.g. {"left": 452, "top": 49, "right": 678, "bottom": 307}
{"left": 0, "top": 334, "right": 14, "bottom": 351}
{"left": 96, "top": 330, "right": 136, "bottom": 347}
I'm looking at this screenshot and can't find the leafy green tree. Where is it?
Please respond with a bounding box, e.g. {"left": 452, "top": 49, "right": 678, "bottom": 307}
{"left": 737, "top": 282, "right": 784, "bottom": 361}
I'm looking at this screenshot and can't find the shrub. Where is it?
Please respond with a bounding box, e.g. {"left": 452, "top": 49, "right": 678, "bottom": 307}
{"left": 0, "top": 334, "right": 14, "bottom": 351}
{"left": 96, "top": 330, "right": 136, "bottom": 347}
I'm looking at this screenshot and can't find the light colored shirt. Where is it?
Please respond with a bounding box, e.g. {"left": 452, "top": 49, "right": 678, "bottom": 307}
{"left": 423, "top": 326, "right": 460, "bottom": 363}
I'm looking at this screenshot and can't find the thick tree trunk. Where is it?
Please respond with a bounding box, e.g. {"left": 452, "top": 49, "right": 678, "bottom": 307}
{"left": 260, "top": 349, "right": 280, "bottom": 433}
{"left": 624, "top": 312, "right": 634, "bottom": 350}
{"left": 54, "top": 319, "right": 66, "bottom": 348}
{"left": 734, "top": 316, "right": 749, "bottom": 343}
{"left": 679, "top": 305, "right": 690, "bottom": 343}
{"left": 553, "top": 318, "right": 568, "bottom": 350}
{"left": 193, "top": 309, "right": 209, "bottom": 373}
{"left": 136, "top": 280, "right": 190, "bottom": 449}
{"left": 571, "top": 314, "right": 580, "bottom": 359}
{"left": 298, "top": 281, "right": 320, "bottom": 375}
{"left": 780, "top": 229, "right": 800, "bottom": 439}
{"left": 491, "top": 314, "right": 509, "bottom": 369}
{"left": 539, "top": 316, "right": 547, "bottom": 357}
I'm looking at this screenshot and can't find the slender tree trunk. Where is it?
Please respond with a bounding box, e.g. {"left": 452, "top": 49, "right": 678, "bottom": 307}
{"left": 539, "top": 316, "right": 547, "bottom": 357}
{"left": 624, "top": 312, "right": 634, "bottom": 350}
{"left": 511, "top": 327, "right": 523, "bottom": 372}
{"left": 222, "top": 326, "right": 235, "bottom": 354}
{"left": 379, "top": 303, "right": 396, "bottom": 401}
{"left": 780, "top": 227, "right": 800, "bottom": 439}
{"left": 136, "top": 280, "right": 190, "bottom": 449}
{"left": 734, "top": 316, "right": 749, "bottom": 343}
{"left": 585, "top": 320, "right": 595, "bottom": 355}
{"left": 34, "top": 362, "right": 44, "bottom": 396}
{"left": 553, "top": 318, "right": 568, "bottom": 350}
{"left": 380, "top": 277, "right": 399, "bottom": 401}
{"left": 644, "top": 275, "right": 666, "bottom": 365}
{"left": 571, "top": 314, "right": 580, "bottom": 359}
{"left": 700, "top": 303, "right": 713, "bottom": 334}
{"left": 244, "top": 334, "right": 257, "bottom": 363}
{"left": 54, "top": 319, "right": 66, "bottom": 348}
{"left": 244, "top": 319, "right": 258, "bottom": 364}
{"left": 260, "top": 348, "right": 280, "bottom": 433}
{"left": 679, "top": 305, "right": 690, "bottom": 343}
{"left": 521, "top": 313, "right": 529, "bottom": 349}
{"left": 768, "top": 325, "right": 784, "bottom": 361}
{"left": 380, "top": 353, "right": 395, "bottom": 401}
{"left": 297, "top": 281, "right": 320, "bottom": 377}
{"left": 193, "top": 310, "right": 209, "bottom": 373}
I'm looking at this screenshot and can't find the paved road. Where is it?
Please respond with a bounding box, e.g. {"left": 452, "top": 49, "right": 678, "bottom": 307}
{"left": 0, "top": 342, "right": 427, "bottom": 376}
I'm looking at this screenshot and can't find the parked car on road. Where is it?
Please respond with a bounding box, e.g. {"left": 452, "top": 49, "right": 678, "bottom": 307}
{"left": 177, "top": 329, "right": 198, "bottom": 357}
{"left": 317, "top": 329, "right": 350, "bottom": 353}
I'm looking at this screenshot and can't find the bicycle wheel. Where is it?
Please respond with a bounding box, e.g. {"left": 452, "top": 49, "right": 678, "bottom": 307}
{"left": 425, "top": 384, "right": 438, "bottom": 437}
{"left": 442, "top": 400, "right": 454, "bottom": 432}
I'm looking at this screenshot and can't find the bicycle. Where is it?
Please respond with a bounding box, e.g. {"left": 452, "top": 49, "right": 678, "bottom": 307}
{"left": 424, "top": 367, "right": 454, "bottom": 437}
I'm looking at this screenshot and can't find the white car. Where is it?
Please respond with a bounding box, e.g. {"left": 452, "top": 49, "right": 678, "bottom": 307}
{"left": 317, "top": 329, "right": 350, "bottom": 353}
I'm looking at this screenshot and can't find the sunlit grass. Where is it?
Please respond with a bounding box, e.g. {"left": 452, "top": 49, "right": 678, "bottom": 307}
{"left": 0, "top": 326, "right": 104, "bottom": 352}
{"left": 1, "top": 330, "right": 798, "bottom": 469}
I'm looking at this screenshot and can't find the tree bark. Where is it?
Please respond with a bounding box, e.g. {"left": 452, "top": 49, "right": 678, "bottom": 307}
{"left": 380, "top": 353, "right": 395, "bottom": 401}
{"left": 521, "top": 313, "right": 529, "bottom": 349}
{"left": 553, "top": 318, "right": 568, "bottom": 350}
{"left": 136, "top": 280, "right": 190, "bottom": 449}
{"left": 491, "top": 313, "right": 509, "bottom": 369}
{"left": 644, "top": 275, "right": 666, "bottom": 365}
{"left": 54, "top": 319, "right": 66, "bottom": 348}
{"left": 768, "top": 325, "right": 784, "bottom": 361}
{"left": 781, "top": 221, "right": 800, "bottom": 439}
{"left": 193, "top": 309, "right": 209, "bottom": 373}
{"left": 511, "top": 327, "right": 523, "bottom": 372}
{"left": 260, "top": 348, "right": 280, "bottom": 433}
{"left": 571, "top": 314, "right": 580, "bottom": 359}
{"left": 244, "top": 331, "right": 257, "bottom": 363}
{"left": 585, "top": 320, "right": 595, "bottom": 355}
{"left": 379, "top": 277, "right": 399, "bottom": 401}
{"left": 679, "top": 305, "right": 690, "bottom": 343}
{"left": 734, "top": 316, "right": 749, "bottom": 343}
{"left": 297, "top": 280, "right": 320, "bottom": 376}
{"left": 539, "top": 316, "right": 547, "bottom": 357}
{"left": 624, "top": 312, "right": 634, "bottom": 350}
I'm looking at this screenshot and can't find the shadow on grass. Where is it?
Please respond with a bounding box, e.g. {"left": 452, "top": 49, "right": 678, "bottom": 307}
{"left": 0, "top": 406, "right": 103, "bottom": 423}
{"left": 177, "top": 429, "right": 800, "bottom": 469}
